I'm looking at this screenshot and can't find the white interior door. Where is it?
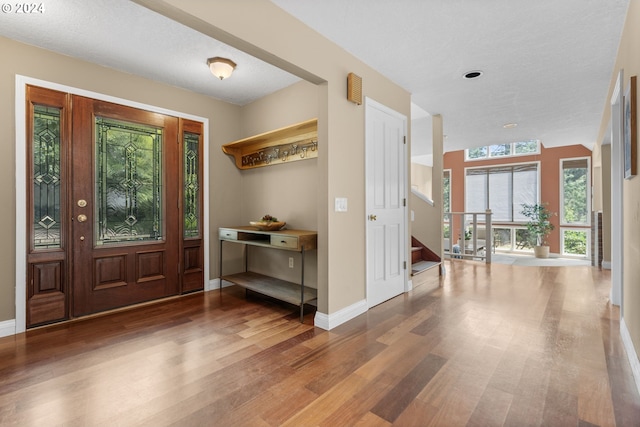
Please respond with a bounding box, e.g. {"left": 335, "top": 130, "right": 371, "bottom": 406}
{"left": 365, "top": 98, "right": 407, "bottom": 307}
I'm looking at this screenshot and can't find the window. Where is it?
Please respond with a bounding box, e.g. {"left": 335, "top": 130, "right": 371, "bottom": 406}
{"left": 466, "top": 146, "right": 488, "bottom": 160}
{"left": 443, "top": 169, "right": 451, "bottom": 215}
{"left": 561, "top": 228, "right": 589, "bottom": 257}
{"left": 561, "top": 158, "right": 590, "bottom": 225}
{"left": 515, "top": 140, "right": 539, "bottom": 155}
{"left": 491, "top": 226, "right": 534, "bottom": 252}
{"left": 465, "top": 140, "right": 540, "bottom": 161}
{"left": 465, "top": 163, "right": 539, "bottom": 222}
{"left": 489, "top": 143, "right": 511, "bottom": 157}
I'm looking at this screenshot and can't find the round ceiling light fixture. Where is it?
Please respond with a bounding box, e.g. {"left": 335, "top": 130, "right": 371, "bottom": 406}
{"left": 463, "top": 70, "right": 483, "bottom": 79}
{"left": 207, "top": 57, "right": 237, "bottom": 80}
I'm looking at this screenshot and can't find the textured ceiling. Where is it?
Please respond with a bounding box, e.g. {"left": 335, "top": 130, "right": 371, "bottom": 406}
{"left": 0, "top": 0, "right": 630, "bottom": 156}
{"left": 272, "top": 0, "right": 629, "bottom": 155}
{"left": 0, "top": 0, "right": 300, "bottom": 105}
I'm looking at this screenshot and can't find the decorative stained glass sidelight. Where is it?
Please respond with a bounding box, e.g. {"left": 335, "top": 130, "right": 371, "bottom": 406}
{"left": 183, "top": 132, "right": 200, "bottom": 238}
{"left": 95, "top": 117, "right": 163, "bottom": 245}
{"left": 32, "top": 105, "right": 62, "bottom": 249}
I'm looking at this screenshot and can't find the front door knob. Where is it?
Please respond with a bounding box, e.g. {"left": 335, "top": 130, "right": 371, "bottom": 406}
{"left": 77, "top": 214, "right": 87, "bottom": 222}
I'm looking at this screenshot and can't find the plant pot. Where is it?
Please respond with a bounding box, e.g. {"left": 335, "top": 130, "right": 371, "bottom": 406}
{"left": 533, "top": 245, "right": 550, "bottom": 258}
{"left": 249, "top": 220, "right": 286, "bottom": 231}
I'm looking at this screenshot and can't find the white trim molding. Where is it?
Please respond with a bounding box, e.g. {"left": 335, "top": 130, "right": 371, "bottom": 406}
{"left": 0, "top": 319, "right": 17, "bottom": 338}
{"left": 314, "top": 299, "right": 368, "bottom": 330}
{"left": 621, "top": 317, "right": 640, "bottom": 396}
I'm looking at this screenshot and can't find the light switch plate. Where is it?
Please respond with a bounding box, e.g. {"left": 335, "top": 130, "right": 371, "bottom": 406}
{"left": 335, "top": 197, "right": 348, "bottom": 212}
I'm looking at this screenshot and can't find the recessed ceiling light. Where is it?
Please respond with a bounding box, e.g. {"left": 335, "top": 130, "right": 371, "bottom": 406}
{"left": 463, "top": 70, "right": 483, "bottom": 79}
{"left": 503, "top": 123, "right": 518, "bottom": 129}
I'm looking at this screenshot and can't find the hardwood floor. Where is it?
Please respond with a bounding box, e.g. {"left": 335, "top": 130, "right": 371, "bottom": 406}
{"left": 1, "top": 261, "right": 639, "bottom": 426}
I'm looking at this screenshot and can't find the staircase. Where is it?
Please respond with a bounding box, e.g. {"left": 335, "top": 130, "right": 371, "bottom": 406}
{"left": 411, "top": 236, "right": 441, "bottom": 288}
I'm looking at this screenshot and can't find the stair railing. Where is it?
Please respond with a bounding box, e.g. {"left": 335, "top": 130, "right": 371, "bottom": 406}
{"left": 444, "top": 209, "right": 493, "bottom": 263}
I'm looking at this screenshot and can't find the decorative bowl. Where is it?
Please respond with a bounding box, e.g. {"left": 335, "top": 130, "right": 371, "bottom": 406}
{"left": 249, "top": 221, "right": 286, "bottom": 231}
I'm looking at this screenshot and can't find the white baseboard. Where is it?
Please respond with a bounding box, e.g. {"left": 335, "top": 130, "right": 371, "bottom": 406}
{"left": 621, "top": 317, "right": 640, "bottom": 397}
{"left": 314, "top": 299, "right": 368, "bottom": 331}
{"left": 406, "top": 279, "right": 413, "bottom": 292}
{"left": 602, "top": 260, "right": 612, "bottom": 270}
{"left": 0, "top": 319, "right": 16, "bottom": 338}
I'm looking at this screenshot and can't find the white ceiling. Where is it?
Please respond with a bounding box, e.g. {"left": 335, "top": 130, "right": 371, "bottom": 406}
{"left": 0, "top": 0, "right": 300, "bottom": 105}
{"left": 271, "top": 0, "right": 630, "bottom": 156}
{"left": 0, "top": 0, "right": 629, "bottom": 156}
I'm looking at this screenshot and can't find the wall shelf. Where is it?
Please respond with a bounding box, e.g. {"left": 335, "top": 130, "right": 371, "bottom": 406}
{"left": 222, "top": 118, "right": 317, "bottom": 169}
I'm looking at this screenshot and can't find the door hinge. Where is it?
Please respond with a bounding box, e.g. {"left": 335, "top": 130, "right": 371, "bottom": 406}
{"left": 403, "top": 135, "right": 406, "bottom": 144}
{"left": 403, "top": 198, "right": 406, "bottom": 207}
{"left": 403, "top": 261, "right": 407, "bottom": 270}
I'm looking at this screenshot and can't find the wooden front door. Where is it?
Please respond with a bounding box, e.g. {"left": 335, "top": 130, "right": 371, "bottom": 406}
{"left": 71, "top": 96, "right": 180, "bottom": 316}
{"left": 26, "top": 86, "right": 204, "bottom": 326}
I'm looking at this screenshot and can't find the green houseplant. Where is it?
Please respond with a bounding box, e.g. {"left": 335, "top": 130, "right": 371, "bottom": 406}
{"left": 520, "top": 202, "right": 555, "bottom": 258}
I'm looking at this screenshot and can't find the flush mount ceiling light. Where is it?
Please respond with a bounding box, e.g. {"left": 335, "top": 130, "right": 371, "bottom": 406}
{"left": 207, "top": 57, "right": 236, "bottom": 80}
{"left": 463, "top": 70, "right": 483, "bottom": 79}
{"left": 503, "top": 123, "right": 518, "bottom": 129}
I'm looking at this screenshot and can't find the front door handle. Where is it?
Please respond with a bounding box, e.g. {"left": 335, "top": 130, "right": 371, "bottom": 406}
{"left": 77, "top": 214, "right": 87, "bottom": 223}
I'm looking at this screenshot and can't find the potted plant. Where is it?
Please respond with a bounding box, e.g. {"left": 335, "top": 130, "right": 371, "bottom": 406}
{"left": 457, "top": 228, "right": 472, "bottom": 247}
{"left": 520, "top": 202, "right": 555, "bottom": 258}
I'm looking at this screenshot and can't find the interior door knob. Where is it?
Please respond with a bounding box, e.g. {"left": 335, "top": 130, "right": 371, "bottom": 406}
{"left": 77, "top": 214, "right": 87, "bottom": 222}
{"left": 368, "top": 214, "right": 377, "bottom": 221}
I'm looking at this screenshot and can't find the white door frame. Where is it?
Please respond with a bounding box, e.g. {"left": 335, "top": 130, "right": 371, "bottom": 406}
{"left": 364, "top": 97, "right": 409, "bottom": 308}
{"left": 14, "top": 75, "right": 210, "bottom": 334}
{"left": 610, "top": 70, "right": 623, "bottom": 311}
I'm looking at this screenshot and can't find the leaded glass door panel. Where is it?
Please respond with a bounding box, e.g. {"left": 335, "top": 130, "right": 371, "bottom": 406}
{"left": 26, "top": 86, "right": 70, "bottom": 327}
{"left": 71, "top": 96, "right": 179, "bottom": 316}
{"left": 180, "top": 119, "right": 204, "bottom": 293}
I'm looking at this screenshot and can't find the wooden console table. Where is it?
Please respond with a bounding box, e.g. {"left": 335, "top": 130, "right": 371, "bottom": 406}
{"left": 218, "top": 226, "right": 317, "bottom": 322}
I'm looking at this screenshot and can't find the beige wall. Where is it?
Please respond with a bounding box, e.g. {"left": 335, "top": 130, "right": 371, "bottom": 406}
{"left": 157, "top": 0, "right": 412, "bottom": 315}
{"left": 411, "top": 115, "right": 444, "bottom": 258}
{"left": 596, "top": 0, "right": 640, "bottom": 360}
{"left": 0, "top": 36, "right": 243, "bottom": 322}
{"left": 235, "top": 81, "right": 319, "bottom": 288}
{"left": 411, "top": 163, "right": 433, "bottom": 199}
{"left": 3, "top": 0, "right": 413, "bottom": 324}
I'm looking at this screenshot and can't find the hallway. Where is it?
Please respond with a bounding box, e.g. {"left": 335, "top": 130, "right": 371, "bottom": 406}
{"left": 0, "top": 261, "right": 638, "bottom": 426}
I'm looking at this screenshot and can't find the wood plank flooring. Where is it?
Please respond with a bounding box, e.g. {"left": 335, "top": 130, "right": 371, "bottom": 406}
{"left": 1, "top": 261, "right": 639, "bottom": 426}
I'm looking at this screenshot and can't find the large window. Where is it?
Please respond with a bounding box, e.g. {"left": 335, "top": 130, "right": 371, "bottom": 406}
{"left": 443, "top": 169, "right": 451, "bottom": 214}
{"left": 561, "top": 228, "right": 589, "bottom": 257}
{"left": 466, "top": 140, "right": 539, "bottom": 161}
{"left": 559, "top": 157, "right": 590, "bottom": 258}
{"left": 465, "top": 163, "right": 539, "bottom": 221}
{"left": 560, "top": 158, "right": 590, "bottom": 225}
